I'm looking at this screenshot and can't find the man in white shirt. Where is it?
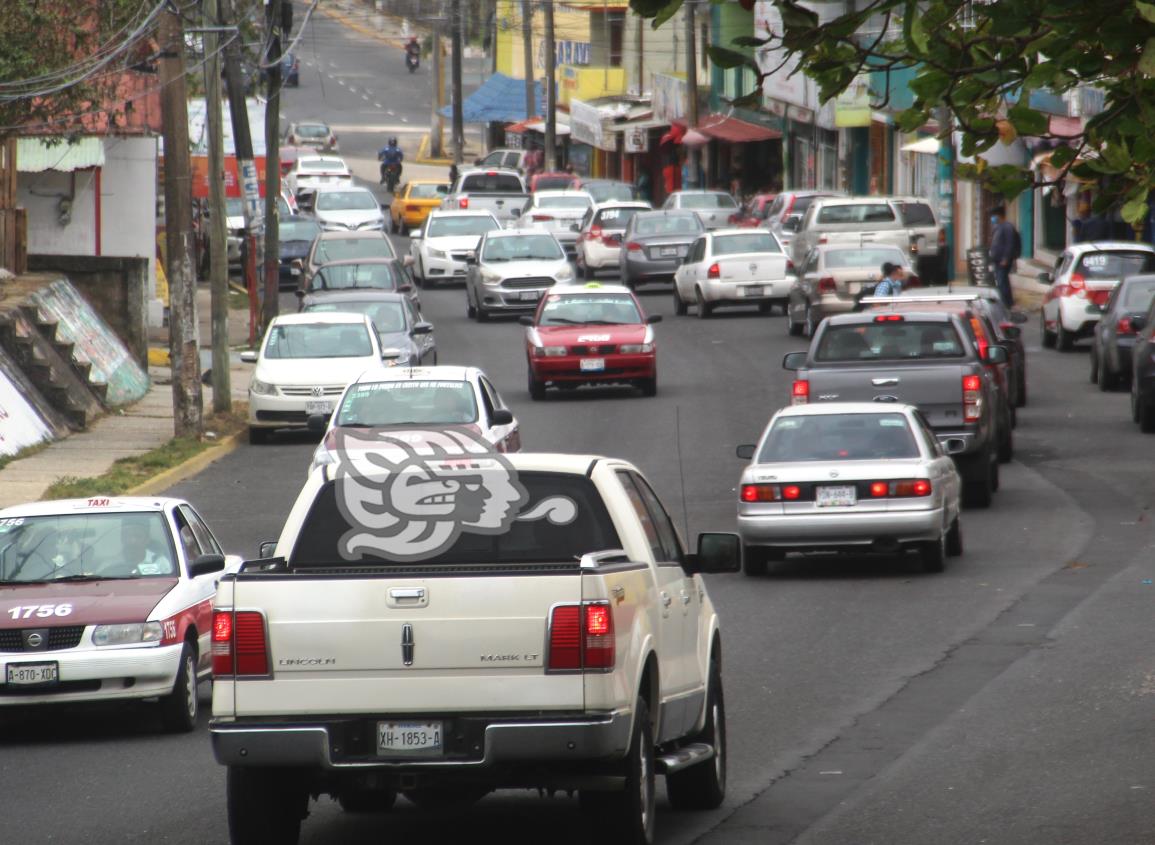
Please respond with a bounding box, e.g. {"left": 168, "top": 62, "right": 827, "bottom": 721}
{"left": 121, "top": 519, "right": 169, "bottom": 576}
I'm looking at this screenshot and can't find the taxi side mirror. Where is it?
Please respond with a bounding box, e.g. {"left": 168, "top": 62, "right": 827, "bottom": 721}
{"left": 189, "top": 553, "right": 226, "bottom": 577}
{"left": 490, "top": 409, "right": 514, "bottom": 426}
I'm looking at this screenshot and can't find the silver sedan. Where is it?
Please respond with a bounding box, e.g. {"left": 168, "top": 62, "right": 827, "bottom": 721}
{"left": 735, "top": 402, "right": 963, "bottom": 575}
{"left": 618, "top": 210, "right": 704, "bottom": 288}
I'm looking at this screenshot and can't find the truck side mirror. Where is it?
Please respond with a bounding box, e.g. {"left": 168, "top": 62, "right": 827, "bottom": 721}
{"left": 782, "top": 351, "right": 807, "bottom": 370}
{"left": 942, "top": 437, "right": 967, "bottom": 455}
{"left": 1131, "top": 314, "right": 1148, "bottom": 332}
{"left": 984, "top": 345, "right": 1008, "bottom": 364}
{"left": 258, "top": 541, "right": 277, "bottom": 558}
{"left": 685, "top": 533, "right": 742, "bottom": 574}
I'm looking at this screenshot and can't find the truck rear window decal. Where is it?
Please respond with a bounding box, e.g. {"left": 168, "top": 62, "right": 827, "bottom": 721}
{"left": 290, "top": 428, "right": 620, "bottom": 566}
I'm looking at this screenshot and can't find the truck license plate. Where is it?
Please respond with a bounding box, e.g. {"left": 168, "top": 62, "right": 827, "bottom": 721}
{"left": 742, "top": 286, "right": 765, "bottom": 297}
{"left": 816, "top": 485, "right": 857, "bottom": 507}
{"left": 6, "top": 662, "right": 58, "bottom": 686}
{"left": 580, "top": 358, "right": 605, "bottom": 372}
{"left": 377, "top": 721, "right": 443, "bottom": 756}
{"left": 305, "top": 400, "right": 332, "bottom": 415}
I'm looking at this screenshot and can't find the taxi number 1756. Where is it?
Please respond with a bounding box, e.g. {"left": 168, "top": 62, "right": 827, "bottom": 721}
{"left": 6, "top": 604, "right": 74, "bottom": 620}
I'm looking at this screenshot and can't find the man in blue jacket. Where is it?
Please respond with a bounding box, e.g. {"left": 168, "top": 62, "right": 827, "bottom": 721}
{"left": 989, "top": 205, "right": 1020, "bottom": 307}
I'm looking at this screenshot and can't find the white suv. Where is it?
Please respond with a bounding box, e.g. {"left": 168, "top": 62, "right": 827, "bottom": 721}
{"left": 1040, "top": 242, "right": 1155, "bottom": 351}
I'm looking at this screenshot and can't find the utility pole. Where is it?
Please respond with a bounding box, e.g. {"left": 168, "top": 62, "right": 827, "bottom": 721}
{"left": 158, "top": 4, "right": 204, "bottom": 437}
{"left": 936, "top": 102, "right": 955, "bottom": 281}
{"left": 263, "top": 0, "right": 284, "bottom": 331}
{"left": 219, "top": 0, "right": 263, "bottom": 345}
{"left": 684, "top": 0, "right": 700, "bottom": 188}
{"left": 521, "top": 0, "right": 535, "bottom": 119}
{"left": 204, "top": 0, "right": 230, "bottom": 413}
{"left": 450, "top": 0, "right": 465, "bottom": 164}
{"left": 543, "top": 0, "right": 557, "bottom": 170}
{"left": 430, "top": 9, "right": 444, "bottom": 158}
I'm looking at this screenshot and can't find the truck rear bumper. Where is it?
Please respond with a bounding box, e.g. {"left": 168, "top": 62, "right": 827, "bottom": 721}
{"left": 210, "top": 709, "right": 632, "bottom": 770}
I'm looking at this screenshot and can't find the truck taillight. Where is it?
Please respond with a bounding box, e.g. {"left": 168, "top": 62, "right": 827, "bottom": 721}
{"left": 212, "top": 610, "right": 270, "bottom": 677}
{"left": 963, "top": 374, "right": 982, "bottom": 422}
{"left": 791, "top": 379, "right": 809, "bottom": 405}
{"left": 547, "top": 602, "right": 614, "bottom": 672}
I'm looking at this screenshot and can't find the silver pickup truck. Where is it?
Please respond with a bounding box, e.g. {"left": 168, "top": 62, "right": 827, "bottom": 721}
{"left": 441, "top": 167, "right": 530, "bottom": 226}
{"left": 782, "top": 309, "right": 1008, "bottom": 507}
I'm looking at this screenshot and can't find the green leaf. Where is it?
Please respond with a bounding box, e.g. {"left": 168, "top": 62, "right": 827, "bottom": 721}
{"left": 1140, "top": 37, "right": 1155, "bottom": 76}
{"left": 1049, "top": 145, "right": 1076, "bottom": 168}
{"left": 1122, "top": 196, "right": 1149, "bottom": 224}
{"left": 708, "top": 46, "right": 752, "bottom": 70}
{"left": 1139, "top": 1, "right": 1155, "bottom": 22}
{"left": 1007, "top": 104, "right": 1048, "bottom": 137}
{"left": 779, "top": 2, "right": 821, "bottom": 31}
{"left": 908, "top": 70, "right": 952, "bottom": 102}
{"left": 906, "top": 2, "right": 930, "bottom": 53}
{"left": 731, "top": 36, "right": 771, "bottom": 48}
{"left": 629, "top": 0, "right": 679, "bottom": 18}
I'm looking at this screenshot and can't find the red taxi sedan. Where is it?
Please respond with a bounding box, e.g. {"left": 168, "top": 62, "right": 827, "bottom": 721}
{"left": 520, "top": 282, "right": 662, "bottom": 399}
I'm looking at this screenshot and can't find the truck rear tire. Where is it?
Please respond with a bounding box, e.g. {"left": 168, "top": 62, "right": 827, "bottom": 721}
{"left": 586, "top": 696, "right": 656, "bottom": 845}
{"left": 227, "top": 767, "right": 307, "bottom": 845}
{"left": 962, "top": 450, "right": 994, "bottom": 509}
{"left": 666, "top": 661, "right": 726, "bottom": 810}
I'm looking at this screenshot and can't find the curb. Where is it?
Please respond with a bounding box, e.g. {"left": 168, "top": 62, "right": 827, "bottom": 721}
{"left": 319, "top": 2, "right": 411, "bottom": 50}
{"left": 414, "top": 133, "right": 456, "bottom": 166}
{"left": 125, "top": 432, "right": 244, "bottom": 497}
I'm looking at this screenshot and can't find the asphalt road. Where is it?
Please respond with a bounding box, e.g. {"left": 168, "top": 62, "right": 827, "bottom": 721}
{"left": 6, "top": 10, "right": 1155, "bottom": 845}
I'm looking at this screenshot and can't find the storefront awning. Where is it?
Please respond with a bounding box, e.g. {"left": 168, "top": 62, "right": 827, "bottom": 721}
{"left": 696, "top": 114, "right": 782, "bottom": 144}
{"left": 439, "top": 73, "right": 543, "bottom": 124}
{"left": 17, "top": 137, "right": 104, "bottom": 172}
{"left": 900, "top": 136, "right": 940, "bottom": 154}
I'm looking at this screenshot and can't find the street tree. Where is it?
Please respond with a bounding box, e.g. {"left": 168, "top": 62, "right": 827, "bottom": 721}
{"left": 630, "top": 0, "right": 1155, "bottom": 224}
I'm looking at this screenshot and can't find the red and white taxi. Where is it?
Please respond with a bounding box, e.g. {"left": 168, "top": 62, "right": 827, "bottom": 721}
{"left": 0, "top": 497, "right": 240, "bottom": 731}
{"left": 310, "top": 365, "right": 521, "bottom": 469}
{"left": 521, "top": 282, "right": 662, "bottom": 399}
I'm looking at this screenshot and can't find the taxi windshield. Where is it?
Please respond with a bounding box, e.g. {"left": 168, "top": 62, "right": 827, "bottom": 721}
{"left": 336, "top": 381, "right": 478, "bottom": 426}
{"left": 539, "top": 294, "right": 641, "bottom": 326}
{"left": 0, "top": 512, "right": 177, "bottom": 583}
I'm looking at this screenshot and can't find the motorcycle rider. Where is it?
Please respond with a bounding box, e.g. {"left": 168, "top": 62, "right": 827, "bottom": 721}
{"left": 378, "top": 136, "right": 404, "bottom": 187}
{"left": 405, "top": 36, "right": 420, "bottom": 70}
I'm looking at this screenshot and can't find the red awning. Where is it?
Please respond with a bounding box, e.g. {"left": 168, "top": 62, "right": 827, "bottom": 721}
{"left": 504, "top": 117, "right": 541, "bottom": 134}
{"left": 696, "top": 114, "right": 782, "bottom": 144}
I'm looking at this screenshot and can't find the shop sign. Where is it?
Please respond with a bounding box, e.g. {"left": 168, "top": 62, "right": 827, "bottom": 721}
{"left": 625, "top": 127, "right": 647, "bottom": 153}
{"left": 653, "top": 73, "right": 687, "bottom": 123}
{"left": 834, "top": 74, "right": 873, "bottom": 127}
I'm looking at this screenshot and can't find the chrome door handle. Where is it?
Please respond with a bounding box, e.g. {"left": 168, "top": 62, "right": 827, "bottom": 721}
{"left": 661, "top": 593, "right": 672, "bottom": 607}
{"left": 680, "top": 593, "right": 691, "bottom": 605}
{"left": 390, "top": 588, "right": 425, "bottom": 600}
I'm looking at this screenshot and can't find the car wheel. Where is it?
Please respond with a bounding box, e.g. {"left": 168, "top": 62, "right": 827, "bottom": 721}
{"left": 1141, "top": 396, "right": 1155, "bottom": 433}
{"left": 962, "top": 449, "right": 994, "bottom": 509}
{"left": 787, "top": 304, "right": 804, "bottom": 336}
{"left": 159, "top": 642, "right": 198, "bottom": 733}
{"left": 920, "top": 528, "right": 947, "bottom": 574}
{"left": 1041, "top": 311, "right": 1056, "bottom": 348}
{"left": 1133, "top": 377, "right": 1143, "bottom": 423}
{"left": 226, "top": 767, "right": 308, "bottom": 845}
{"left": 946, "top": 516, "right": 963, "bottom": 556}
{"left": 338, "top": 789, "right": 397, "bottom": 813}
{"left": 476, "top": 305, "right": 490, "bottom": 323}
{"left": 666, "top": 659, "right": 726, "bottom": 811}
{"left": 579, "top": 255, "right": 593, "bottom": 280}
{"left": 1056, "top": 319, "right": 1074, "bottom": 352}
{"left": 696, "top": 289, "right": 713, "bottom": 319}
{"left": 757, "top": 301, "right": 774, "bottom": 315}
{"left": 742, "top": 544, "right": 782, "bottom": 576}
{"left": 639, "top": 377, "right": 657, "bottom": 397}
{"left": 1017, "top": 368, "right": 1027, "bottom": 407}
{"left": 673, "top": 286, "right": 688, "bottom": 316}
{"left": 248, "top": 427, "right": 271, "bottom": 445}
{"left": 466, "top": 292, "right": 477, "bottom": 320}
{"left": 804, "top": 304, "right": 817, "bottom": 338}
{"left": 1089, "top": 346, "right": 1100, "bottom": 384}
{"left": 1098, "top": 353, "right": 1114, "bottom": 392}
{"left": 998, "top": 415, "right": 1014, "bottom": 463}
{"left": 582, "top": 696, "right": 656, "bottom": 845}
{"left": 528, "top": 366, "right": 546, "bottom": 401}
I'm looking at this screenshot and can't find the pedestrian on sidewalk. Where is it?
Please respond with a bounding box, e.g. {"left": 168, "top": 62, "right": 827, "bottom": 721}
{"left": 988, "top": 205, "right": 1020, "bottom": 307}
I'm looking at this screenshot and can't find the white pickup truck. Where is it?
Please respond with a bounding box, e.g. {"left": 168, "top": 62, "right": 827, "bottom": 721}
{"left": 210, "top": 442, "right": 740, "bottom": 845}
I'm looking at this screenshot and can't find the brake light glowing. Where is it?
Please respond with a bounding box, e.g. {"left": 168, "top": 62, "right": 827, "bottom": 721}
{"left": 782, "top": 484, "right": 802, "bottom": 501}
{"left": 589, "top": 225, "right": 603, "bottom": 239}
{"left": 870, "top": 482, "right": 889, "bottom": 497}
{"left": 791, "top": 379, "right": 809, "bottom": 405}
{"left": 741, "top": 483, "right": 780, "bottom": 502}
{"left": 1118, "top": 316, "right": 1137, "bottom": 335}
{"left": 873, "top": 314, "right": 904, "bottom": 322}
{"left": 586, "top": 604, "right": 611, "bottom": 636}
{"left": 1068, "top": 272, "right": 1086, "bottom": 293}
{"left": 458, "top": 198, "right": 469, "bottom": 209}
{"left": 212, "top": 610, "right": 269, "bottom": 677}
{"left": 547, "top": 603, "right": 614, "bottom": 671}
{"left": 707, "top": 262, "right": 721, "bottom": 279}
{"left": 818, "top": 276, "right": 836, "bottom": 293}
{"left": 626, "top": 241, "right": 643, "bottom": 252}
{"left": 870, "top": 479, "right": 933, "bottom": 498}
{"left": 963, "top": 374, "right": 983, "bottom": 422}
{"left": 532, "top": 214, "right": 554, "bottom": 221}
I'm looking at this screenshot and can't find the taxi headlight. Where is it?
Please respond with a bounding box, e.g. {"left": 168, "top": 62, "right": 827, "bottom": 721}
{"left": 619, "top": 343, "right": 654, "bottom": 354}
{"left": 555, "top": 266, "right": 575, "bottom": 282}
{"left": 250, "top": 378, "right": 277, "bottom": 396}
{"left": 92, "top": 622, "right": 164, "bottom": 647}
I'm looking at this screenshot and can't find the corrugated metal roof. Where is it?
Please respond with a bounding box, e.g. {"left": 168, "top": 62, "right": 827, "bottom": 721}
{"left": 17, "top": 137, "right": 105, "bottom": 172}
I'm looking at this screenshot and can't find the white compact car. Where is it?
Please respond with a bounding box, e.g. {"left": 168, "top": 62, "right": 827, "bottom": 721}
{"left": 673, "top": 228, "right": 793, "bottom": 317}
{"left": 284, "top": 155, "right": 352, "bottom": 197}
{"left": 1040, "top": 241, "right": 1155, "bottom": 350}
{"left": 311, "top": 186, "right": 387, "bottom": 233}
{"left": 575, "top": 201, "right": 652, "bottom": 279}
{"left": 310, "top": 364, "right": 521, "bottom": 469}
{"left": 410, "top": 209, "right": 502, "bottom": 286}
{"left": 465, "top": 228, "right": 576, "bottom": 321}
{"left": 735, "top": 402, "right": 963, "bottom": 574}
{"left": 0, "top": 496, "right": 241, "bottom": 731}
{"left": 242, "top": 312, "right": 388, "bottom": 443}
{"left": 662, "top": 190, "right": 740, "bottom": 230}
{"left": 513, "top": 190, "right": 594, "bottom": 256}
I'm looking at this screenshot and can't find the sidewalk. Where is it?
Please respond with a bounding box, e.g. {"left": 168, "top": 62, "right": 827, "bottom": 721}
{"left": 0, "top": 286, "right": 252, "bottom": 509}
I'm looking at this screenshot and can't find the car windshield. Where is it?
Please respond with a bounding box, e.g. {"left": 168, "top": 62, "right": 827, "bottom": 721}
{"left": 315, "top": 236, "right": 396, "bottom": 262}
{"left": 409, "top": 183, "right": 448, "bottom": 199}
{"left": 296, "top": 125, "right": 330, "bottom": 139}
{"left": 815, "top": 321, "right": 966, "bottom": 361}
{"left": 0, "top": 512, "right": 177, "bottom": 583}
{"left": 537, "top": 195, "right": 592, "bottom": 209}
{"left": 680, "top": 193, "right": 737, "bottom": 210}
{"left": 281, "top": 219, "right": 322, "bottom": 242}
{"left": 594, "top": 206, "right": 644, "bottom": 229}
{"left": 712, "top": 233, "right": 781, "bottom": 256}
{"left": 586, "top": 183, "right": 634, "bottom": 202}
{"left": 304, "top": 300, "right": 408, "bottom": 333}
{"left": 482, "top": 234, "right": 563, "bottom": 261}
{"left": 290, "top": 471, "right": 622, "bottom": 566}
{"left": 336, "top": 380, "right": 477, "bottom": 426}
{"left": 263, "top": 322, "right": 374, "bottom": 359}
{"left": 757, "top": 413, "right": 920, "bottom": 463}
{"left": 824, "top": 247, "right": 907, "bottom": 269}
{"left": 426, "top": 216, "right": 500, "bottom": 237}
{"left": 1121, "top": 279, "right": 1155, "bottom": 310}
{"left": 315, "top": 191, "right": 377, "bottom": 211}
{"left": 539, "top": 293, "right": 641, "bottom": 326}
{"left": 817, "top": 203, "right": 897, "bottom": 224}
{"left": 633, "top": 214, "right": 702, "bottom": 236}
{"left": 310, "top": 262, "right": 400, "bottom": 291}
{"left": 1076, "top": 251, "right": 1155, "bottom": 279}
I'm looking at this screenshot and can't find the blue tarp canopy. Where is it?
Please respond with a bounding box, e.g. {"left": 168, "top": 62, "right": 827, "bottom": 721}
{"left": 440, "top": 72, "right": 543, "bottom": 124}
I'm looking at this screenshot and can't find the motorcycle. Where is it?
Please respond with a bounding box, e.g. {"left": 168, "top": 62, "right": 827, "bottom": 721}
{"left": 380, "top": 161, "right": 402, "bottom": 192}
{"left": 405, "top": 51, "right": 419, "bottom": 73}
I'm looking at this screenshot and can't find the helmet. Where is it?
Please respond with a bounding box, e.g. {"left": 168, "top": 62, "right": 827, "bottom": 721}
{"left": 390, "top": 137, "right": 398, "bottom": 146}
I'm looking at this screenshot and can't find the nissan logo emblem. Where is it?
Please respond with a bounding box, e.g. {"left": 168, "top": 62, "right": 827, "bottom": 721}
{"left": 26, "top": 632, "right": 43, "bottom": 647}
